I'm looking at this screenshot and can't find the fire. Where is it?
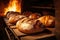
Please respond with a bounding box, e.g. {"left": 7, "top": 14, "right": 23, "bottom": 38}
{"left": 4, "top": 0, "right": 21, "bottom": 15}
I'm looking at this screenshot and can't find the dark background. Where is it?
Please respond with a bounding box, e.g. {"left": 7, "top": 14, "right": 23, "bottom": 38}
{"left": 22, "top": 0, "right": 55, "bottom": 16}
{"left": 0, "top": 0, "right": 9, "bottom": 16}
{"left": 0, "top": 0, "right": 55, "bottom": 16}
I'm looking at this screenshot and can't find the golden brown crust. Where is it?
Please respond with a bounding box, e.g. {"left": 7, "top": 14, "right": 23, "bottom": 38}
{"left": 16, "top": 19, "right": 44, "bottom": 34}
{"left": 8, "top": 15, "right": 26, "bottom": 24}
{"left": 38, "top": 15, "right": 55, "bottom": 27}
{"left": 29, "top": 13, "right": 41, "bottom": 19}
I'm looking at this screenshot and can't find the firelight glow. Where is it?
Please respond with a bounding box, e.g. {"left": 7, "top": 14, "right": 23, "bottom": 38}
{"left": 4, "top": 0, "right": 21, "bottom": 15}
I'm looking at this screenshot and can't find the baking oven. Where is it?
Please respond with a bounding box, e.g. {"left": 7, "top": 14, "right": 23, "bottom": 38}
{"left": 0, "top": 0, "right": 56, "bottom": 40}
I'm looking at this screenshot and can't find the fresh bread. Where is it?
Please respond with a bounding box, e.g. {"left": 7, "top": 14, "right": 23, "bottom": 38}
{"left": 8, "top": 15, "right": 26, "bottom": 24}
{"left": 38, "top": 15, "right": 55, "bottom": 27}
{"left": 16, "top": 18, "right": 44, "bottom": 34}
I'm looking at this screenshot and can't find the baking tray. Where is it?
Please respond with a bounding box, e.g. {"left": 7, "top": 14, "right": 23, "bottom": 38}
{"left": 4, "top": 18, "right": 55, "bottom": 40}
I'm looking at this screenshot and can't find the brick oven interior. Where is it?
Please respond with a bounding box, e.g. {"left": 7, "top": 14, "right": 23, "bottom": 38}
{"left": 0, "top": 0, "right": 58, "bottom": 40}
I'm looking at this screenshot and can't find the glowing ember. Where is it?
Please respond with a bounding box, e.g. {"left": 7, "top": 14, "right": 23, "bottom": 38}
{"left": 4, "top": 0, "right": 21, "bottom": 15}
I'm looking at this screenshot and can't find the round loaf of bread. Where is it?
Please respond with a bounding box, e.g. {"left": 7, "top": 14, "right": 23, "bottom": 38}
{"left": 6, "top": 11, "right": 20, "bottom": 19}
{"left": 16, "top": 18, "right": 44, "bottom": 34}
{"left": 29, "top": 13, "right": 41, "bottom": 19}
{"left": 8, "top": 15, "right": 26, "bottom": 24}
{"left": 38, "top": 15, "right": 55, "bottom": 27}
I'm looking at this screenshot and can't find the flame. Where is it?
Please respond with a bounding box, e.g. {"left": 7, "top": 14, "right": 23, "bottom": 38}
{"left": 4, "top": 0, "right": 21, "bottom": 15}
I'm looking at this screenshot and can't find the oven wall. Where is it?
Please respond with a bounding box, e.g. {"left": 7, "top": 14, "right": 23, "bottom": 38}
{"left": 22, "top": 0, "right": 55, "bottom": 16}
{"left": 54, "top": 0, "right": 60, "bottom": 40}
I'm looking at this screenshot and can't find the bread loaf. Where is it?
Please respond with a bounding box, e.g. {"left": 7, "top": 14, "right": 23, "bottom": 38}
{"left": 38, "top": 15, "right": 55, "bottom": 27}
{"left": 16, "top": 18, "right": 44, "bottom": 34}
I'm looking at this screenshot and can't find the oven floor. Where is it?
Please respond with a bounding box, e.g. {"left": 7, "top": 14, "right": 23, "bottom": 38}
{"left": 12, "top": 28, "right": 56, "bottom": 40}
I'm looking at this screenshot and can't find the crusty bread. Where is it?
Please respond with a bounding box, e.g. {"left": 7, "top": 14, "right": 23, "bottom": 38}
{"left": 29, "top": 13, "right": 41, "bottom": 19}
{"left": 16, "top": 18, "right": 44, "bottom": 34}
{"left": 38, "top": 15, "right": 55, "bottom": 27}
{"left": 6, "top": 11, "right": 20, "bottom": 19}
{"left": 8, "top": 15, "right": 26, "bottom": 24}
